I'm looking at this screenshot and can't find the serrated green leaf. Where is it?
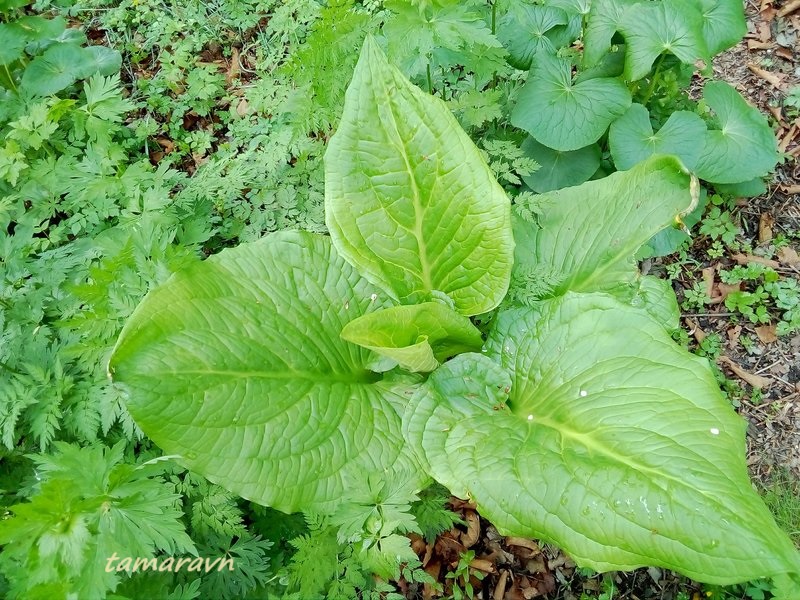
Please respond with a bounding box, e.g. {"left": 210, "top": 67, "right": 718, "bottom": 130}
{"left": 341, "top": 302, "right": 483, "bottom": 373}
{"left": 325, "top": 36, "right": 513, "bottom": 316}
{"left": 619, "top": 0, "right": 707, "bottom": 81}
{"left": 496, "top": 4, "right": 568, "bottom": 70}
{"left": 511, "top": 53, "right": 631, "bottom": 151}
{"left": 109, "top": 232, "right": 423, "bottom": 513}
{"left": 609, "top": 103, "right": 707, "bottom": 170}
{"left": 521, "top": 136, "right": 600, "bottom": 193}
{"left": 21, "top": 43, "right": 83, "bottom": 96}
{"left": 700, "top": 0, "right": 746, "bottom": 56}
{"left": 406, "top": 294, "right": 800, "bottom": 582}
{"left": 513, "top": 155, "right": 691, "bottom": 297}
{"left": 694, "top": 81, "right": 779, "bottom": 184}
{"left": 583, "top": 0, "right": 639, "bottom": 68}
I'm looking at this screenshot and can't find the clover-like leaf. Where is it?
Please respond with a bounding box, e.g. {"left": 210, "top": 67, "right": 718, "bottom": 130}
{"left": 700, "top": 0, "right": 746, "bottom": 56}
{"left": 609, "top": 103, "right": 707, "bottom": 170}
{"left": 406, "top": 294, "right": 800, "bottom": 583}
{"left": 496, "top": 4, "right": 568, "bottom": 70}
{"left": 512, "top": 155, "right": 692, "bottom": 298}
{"left": 584, "top": 0, "right": 639, "bottom": 68}
{"left": 521, "top": 136, "right": 601, "bottom": 193}
{"left": 619, "top": 0, "right": 707, "bottom": 81}
{"left": 109, "top": 232, "right": 423, "bottom": 513}
{"left": 694, "top": 81, "right": 779, "bottom": 184}
{"left": 326, "top": 36, "right": 513, "bottom": 316}
{"left": 340, "top": 302, "right": 483, "bottom": 373}
{"left": 511, "top": 53, "right": 631, "bottom": 151}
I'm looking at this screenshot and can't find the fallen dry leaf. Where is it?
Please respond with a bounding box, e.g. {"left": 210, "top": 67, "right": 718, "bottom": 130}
{"left": 758, "top": 213, "right": 775, "bottom": 243}
{"left": 747, "top": 63, "right": 788, "bottom": 90}
{"left": 775, "top": 46, "right": 794, "bottom": 61}
{"left": 493, "top": 569, "right": 509, "bottom": 600}
{"left": 236, "top": 98, "right": 249, "bottom": 117}
{"left": 727, "top": 325, "right": 742, "bottom": 347}
{"left": 732, "top": 253, "right": 780, "bottom": 268}
{"left": 756, "top": 21, "right": 772, "bottom": 42}
{"left": 755, "top": 324, "right": 778, "bottom": 344}
{"left": 685, "top": 318, "right": 707, "bottom": 342}
{"left": 462, "top": 510, "right": 480, "bottom": 548}
{"left": 778, "top": 246, "right": 800, "bottom": 266}
{"left": 779, "top": 124, "right": 797, "bottom": 153}
{"left": 226, "top": 46, "right": 241, "bottom": 85}
{"left": 778, "top": 0, "right": 800, "bottom": 17}
{"left": 780, "top": 184, "right": 800, "bottom": 194}
{"left": 506, "top": 537, "right": 541, "bottom": 553}
{"left": 716, "top": 282, "right": 742, "bottom": 303}
{"left": 718, "top": 356, "right": 772, "bottom": 389}
{"left": 469, "top": 558, "right": 495, "bottom": 573}
{"left": 747, "top": 39, "right": 775, "bottom": 49}
{"left": 702, "top": 266, "right": 716, "bottom": 301}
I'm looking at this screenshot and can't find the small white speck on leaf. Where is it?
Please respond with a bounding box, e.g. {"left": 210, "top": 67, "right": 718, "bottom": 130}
{"left": 579, "top": 390, "right": 588, "bottom": 397}
{"left": 710, "top": 428, "right": 720, "bottom": 435}
{"left": 370, "top": 293, "right": 377, "bottom": 302}
{"left": 527, "top": 414, "right": 534, "bottom": 421}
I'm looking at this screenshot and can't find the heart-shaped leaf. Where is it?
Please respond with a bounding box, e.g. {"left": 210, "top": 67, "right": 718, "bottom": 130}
{"left": 521, "top": 136, "right": 601, "bottom": 193}
{"left": 21, "top": 42, "right": 83, "bottom": 96}
{"left": 341, "top": 302, "right": 483, "bottom": 373}
{"left": 325, "top": 36, "right": 513, "bottom": 316}
{"left": 694, "top": 81, "right": 779, "bottom": 184}
{"left": 619, "top": 0, "right": 707, "bottom": 81}
{"left": 700, "top": 0, "right": 746, "bottom": 56}
{"left": 109, "top": 232, "right": 423, "bottom": 513}
{"left": 511, "top": 53, "right": 631, "bottom": 151}
{"left": 496, "top": 4, "right": 568, "bottom": 70}
{"left": 405, "top": 295, "right": 800, "bottom": 583}
{"left": 609, "top": 103, "right": 707, "bottom": 170}
{"left": 584, "top": 0, "right": 639, "bottom": 68}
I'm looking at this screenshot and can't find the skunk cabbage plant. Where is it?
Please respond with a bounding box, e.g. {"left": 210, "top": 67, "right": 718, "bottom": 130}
{"left": 110, "top": 37, "right": 800, "bottom": 588}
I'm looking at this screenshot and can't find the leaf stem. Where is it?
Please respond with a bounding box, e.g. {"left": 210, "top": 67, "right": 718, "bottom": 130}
{"left": 0, "top": 64, "right": 18, "bottom": 94}
{"left": 641, "top": 54, "right": 665, "bottom": 106}
{"left": 491, "top": 0, "right": 497, "bottom": 35}
{"left": 427, "top": 62, "right": 433, "bottom": 95}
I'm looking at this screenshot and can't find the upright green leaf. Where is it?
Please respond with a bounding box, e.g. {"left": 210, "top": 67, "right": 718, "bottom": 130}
{"left": 341, "top": 302, "right": 483, "bottom": 373}
{"left": 406, "top": 294, "right": 800, "bottom": 582}
{"left": 521, "top": 136, "right": 601, "bottom": 193}
{"left": 694, "top": 81, "right": 779, "bottom": 184}
{"left": 513, "top": 155, "right": 692, "bottom": 297}
{"left": 109, "top": 232, "right": 423, "bottom": 513}
{"left": 609, "top": 103, "right": 707, "bottom": 170}
{"left": 700, "top": 0, "right": 746, "bottom": 56}
{"left": 619, "top": 0, "right": 707, "bottom": 81}
{"left": 584, "top": 0, "right": 639, "bottom": 68}
{"left": 511, "top": 54, "right": 631, "bottom": 151}
{"left": 325, "top": 36, "right": 513, "bottom": 316}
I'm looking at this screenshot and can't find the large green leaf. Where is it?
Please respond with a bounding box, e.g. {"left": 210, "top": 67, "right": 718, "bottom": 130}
{"left": 700, "top": 0, "right": 746, "bottom": 56}
{"left": 109, "top": 232, "right": 423, "bottom": 513}
{"left": 21, "top": 42, "right": 83, "bottom": 96}
{"left": 583, "top": 0, "right": 638, "bottom": 68}
{"left": 341, "top": 302, "right": 483, "bottom": 373}
{"left": 521, "top": 136, "right": 601, "bottom": 193}
{"left": 609, "top": 103, "right": 707, "bottom": 171}
{"left": 619, "top": 0, "right": 707, "bottom": 81}
{"left": 405, "top": 294, "right": 800, "bottom": 582}
{"left": 325, "top": 36, "right": 513, "bottom": 316}
{"left": 511, "top": 54, "right": 631, "bottom": 151}
{"left": 512, "top": 155, "right": 692, "bottom": 297}
{"left": 0, "top": 22, "right": 28, "bottom": 65}
{"left": 694, "top": 81, "right": 779, "bottom": 184}
{"left": 496, "top": 4, "right": 568, "bottom": 70}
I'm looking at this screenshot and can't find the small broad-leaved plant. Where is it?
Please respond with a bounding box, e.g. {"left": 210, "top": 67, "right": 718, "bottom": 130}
{"left": 505, "top": 0, "right": 778, "bottom": 198}
{"left": 109, "top": 38, "right": 800, "bottom": 589}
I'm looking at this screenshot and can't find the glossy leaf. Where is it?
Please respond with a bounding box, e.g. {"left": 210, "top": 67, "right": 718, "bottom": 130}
{"left": 609, "top": 103, "right": 707, "bottom": 171}
{"left": 325, "top": 36, "right": 513, "bottom": 316}
{"left": 341, "top": 302, "right": 483, "bottom": 373}
{"left": 109, "top": 232, "right": 423, "bottom": 513}
{"left": 511, "top": 53, "right": 631, "bottom": 151}
{"left": 406, "top": 294, "right": 800, "bottom": 582}
{"left": 512, "top": 155, "right": 692, "bottom": 297}
{"left": 694, "top": 81, "right": 779, "bottom": 184}
{"left": 521, "top": 136, "right": 601, "bottom": 193}
{"left": 619, "top": 0, "right": 707, "bottom": 81}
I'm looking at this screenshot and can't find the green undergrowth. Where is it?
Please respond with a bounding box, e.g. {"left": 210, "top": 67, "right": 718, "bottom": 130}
{"left": 1, "top": 0, "right": 798, "bottom": 599}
